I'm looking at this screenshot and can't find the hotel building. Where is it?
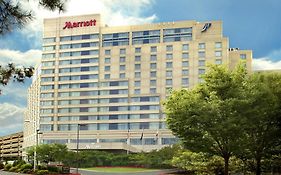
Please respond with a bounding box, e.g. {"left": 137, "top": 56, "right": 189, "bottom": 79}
{"left": 23, "top": 14, "right": 252, "bottom": 152}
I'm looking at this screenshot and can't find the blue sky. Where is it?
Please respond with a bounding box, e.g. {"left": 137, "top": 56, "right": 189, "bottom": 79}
{"left": 0, "top": 0, "right": 281, "bottom": 136}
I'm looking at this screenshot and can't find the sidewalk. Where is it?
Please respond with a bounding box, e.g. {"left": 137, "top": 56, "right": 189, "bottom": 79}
{"left": 0, "top": 170, "right": 26, "bottom": 175}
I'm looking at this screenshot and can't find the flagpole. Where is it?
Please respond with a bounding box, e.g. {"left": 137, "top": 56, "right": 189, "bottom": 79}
{"left": 141, "top": 128, "right": 144, "bottom": 151}
{"left": 127, "top": 129, "right": 130, "bottom": 155}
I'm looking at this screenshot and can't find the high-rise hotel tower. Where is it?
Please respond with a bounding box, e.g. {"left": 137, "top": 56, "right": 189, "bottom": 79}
{"left": 23, "top": 14, "right": 252, "bottom": 152}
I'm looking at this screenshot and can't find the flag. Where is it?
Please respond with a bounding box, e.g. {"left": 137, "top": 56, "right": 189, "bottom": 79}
{"left": 140, "top": 129, "right": 144, "bottom": 140}
{"left": 154, "top": 130, "right": 159, "bottom": 142}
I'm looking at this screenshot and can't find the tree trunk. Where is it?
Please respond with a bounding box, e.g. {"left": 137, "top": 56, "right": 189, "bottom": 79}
{"left": 224, "top": 155, "right": 229, "bottom": 175}
{"left": 256, "top": 156, "right": 261, "bottom": 175}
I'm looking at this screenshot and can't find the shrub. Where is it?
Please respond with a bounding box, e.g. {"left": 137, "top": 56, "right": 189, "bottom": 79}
{"left": 13, "top": 159, "right": 25, "bottom": 167}
{"left": 4, "top": 164, "right": 12, "bottom": 171}
{"left": 0, "top": 162, "right": 4, "bottom": 169}
{"left": 36, "top": 170, "right": 49, "bottom": 175}
{"left": 20, "top": 163, "right": 33, "bottom": 172}
{"left": 47, "top": 165, "right": 60, "bottom": 173}
{"left": 9, "top": 167, "right": 18, "bottom": 172}
{"left": 37, "top": 164, "right": 47, "bottom": 170}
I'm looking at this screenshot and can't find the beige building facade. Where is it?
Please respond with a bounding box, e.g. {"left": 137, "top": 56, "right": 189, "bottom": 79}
{"left": 23, "top": 14, "right": 252, "bottom": 152}
{"left": 0, "top": 132, "right": 23, "bottom": 160}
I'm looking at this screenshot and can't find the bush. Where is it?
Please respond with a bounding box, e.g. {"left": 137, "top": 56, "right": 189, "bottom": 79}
{"left": 20, "top": 163, "right": 33, "bottom": 172}
{"left": 22, "top": 168, "right": 32, "bottom": 173}
{"left": 9, "top": 167, "right": 18, "bottom": 172}
{"left": 0, "top": 162, "right": 4, "bottom": 169}
{"left": 47, "top": 165, "right": 60, "bottom": 173}
{"left": 36, "top": 170, "right": 49, "bottom": 175}
{"left": 37, "top": 164, "right": 47, "bottom": 170}
{"left": 4, "top": 164, "right": 12, "bottom": 171}
{"left": 13, "top": 159, "right": 25, "bottom": 167}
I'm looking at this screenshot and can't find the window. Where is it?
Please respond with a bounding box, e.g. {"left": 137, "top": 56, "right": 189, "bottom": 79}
{"left": 150, "top": 55, "right": 157, "bottom": 61}
{"left": 182, "top": 78, "right": 189, "bottom": 85}
{"left": 199, "top": 69, "right": 205, "bottom": 75}
{"left": 105, "top": 50, "right": 111, "bottom": 55}
{"left": 182, "top": 61, "right": 189, "bottom": 67}
{"left": 150, "top": 88, "right": 156, "bottom": 94}
{"left": 134, "top": 81, "right": 141, "bottom": 87}
{"left": 215, "top": 42, "right": 222, "bottom": 48}
{"left": 81, "top": 67, "right": 89, "bottom": 72}
{"left": 42, "top": 53, "right": 55, "bottom": 59}
{"left": 120, "top": 65, "right": 126, "bottom": 71}
{"left": 43, "top": 37, "right": 56, "bottom": 43}
{"left": 120, "top": 48, "right": 126, "bottom": 54}
{"left": 134, "top": 89, "right": 140, "bottom": 94}
{"left": 43, "top": 45, "right": 55, "bottom": 51}
{"left": 135, "top": 47, "right": 141, "bottom": 53}
{"left": 135, "top": 72, "right": 141, "bottom": 78}
{"left": 166, "top": 62, "right": 173, "bottom": 68}
{"left": 166, "top": 79, "right": 172, "bottom": 86}
{"left": 150, "top": 63, "right": 157, "bottom": 69}
{"left": 215, "top": 59, "right": 222, "bottom": 65}
{"left": 162, "top": 138, "right": 177, "bottom": 145}
{"left": 166, "top": 54, "right": 173, "bottom": 60}
{"left": 240, "top": 54, "right": 246, "bottom": 59}
{"left": 198, "top": 51, "right": 205, "bottom": 58}
{"left": 151, "top": 46, "right": 157, "bottom": 52}
{"left": 119, "top": 73, "right": 125, "bottom": 78}
{"left": 198, "top": 60, "right": 205, "bottom": 66}
{"left": 215, "top": 51, "right": 222, "bottom": 57}
{"left": 182, "top": 44, "right": 189, "bottom": 51}
{"left": 199, "top": 43, "right": 205, "bottom": 49}
{"left": 135, "top": 64, "right": 141, "bottom": 70}
{"left": 104, "top": 74, "right": 110, "bottom": 79}
{"left": 104, "top": 66, "right": 110, "bottom": 72}
{"left": 166, "top": 45, "right": 173, "bottom": 51}
{"left": 120, "top": 57, "right": 126, "bottom": 63}
{"left": 105, "top": 58, "right": 111, "bottom": 63}
{"left": 135, "top": 56, "right": 141, "bottom": 61}
{"left": 182, "top": 69, "right": 189, "bottom": 76}
{"left": 150, "top": 80, "right": 156, "bottom": 86}
{"left": 166, "top": 71, "right": 173, "bottom": 77}
{"left": 182, "top": 53, "right": 189, "bottom": 59}
{"left": 150, "top": 71, "right": 156, "bottom": 77}
{"left": 42, "top": 61, "right": 54, "bottom": 67}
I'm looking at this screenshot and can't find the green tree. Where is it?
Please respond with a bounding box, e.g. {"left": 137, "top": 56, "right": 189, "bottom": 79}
{"left": 27, "top": 143, "right": 69, "bottom": 164}
{"left": 239, "top": 72, "right": 281, "bottom": 175}
{"left": 0, "top": 0, "right": 66, "bottom": 35}
{"left": 164, "top": 65, "right": 250, "bottom": 175}
{"left": 0, "top": 63, "right": 34, "bottom": 93}
{"left": 0, "top": 0, "right": 67, "bottom": 92}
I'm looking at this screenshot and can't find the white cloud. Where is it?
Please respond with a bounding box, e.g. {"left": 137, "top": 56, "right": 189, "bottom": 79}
{"left": 253, "top": 48, "right": 281, "bottom": 71}
{"left": 21, "top": 0, "right": 157, "bottom": 38}
{"left": 0, "top": 103, "right": 24, "bottom": 136}
{"left": 0, "top": 49, "right": 41, "bottom": 67}
{"left": 253, "top": 58, "right": 281, "bottom": 71}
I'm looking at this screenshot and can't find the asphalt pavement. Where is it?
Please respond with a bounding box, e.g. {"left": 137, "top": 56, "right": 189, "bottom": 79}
{"left": 0, "top": 170, "right": 26, "bottom": 175}
{"left": 70, "top": 168, "right": 178, "bottom": 175}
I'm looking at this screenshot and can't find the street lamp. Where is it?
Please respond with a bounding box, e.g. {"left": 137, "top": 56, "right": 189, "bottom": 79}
{"left": 24, "top": 120, "right": 42, "bottom": 171}
{"left": 76, "top": 124, "right": 86, "bottom": 174}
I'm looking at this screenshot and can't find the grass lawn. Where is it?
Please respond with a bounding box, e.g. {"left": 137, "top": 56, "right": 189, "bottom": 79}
{"left": 83, "top": 167, "right": 160, "bottom": 173}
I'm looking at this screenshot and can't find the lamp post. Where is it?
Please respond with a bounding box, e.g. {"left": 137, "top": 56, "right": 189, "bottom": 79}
{"left": 76, "top": 124, "right": 86, "bottom": 174}
{"left": 35, "top": 129, "right": 43, "bottom": 170}
{"left": 24, "top": 120, "right": 42, "bottom": 171}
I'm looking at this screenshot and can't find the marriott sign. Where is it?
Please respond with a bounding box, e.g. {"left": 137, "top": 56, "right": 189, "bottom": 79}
{"left": 63, "top": 19, "right": 97, "bottom": 29}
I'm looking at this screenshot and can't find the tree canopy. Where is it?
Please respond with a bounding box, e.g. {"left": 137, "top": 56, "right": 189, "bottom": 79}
{"left": 0, "top": 0, "right": 66, "bottom": 35}
{"left": 164, "top": 64, "right": 281, "bottom": 175}
{"left": 0, "top": 0, "right": 67, "bottom": 92}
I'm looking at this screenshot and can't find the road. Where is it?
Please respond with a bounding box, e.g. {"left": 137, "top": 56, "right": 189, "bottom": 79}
{"left": 0, "top": 169, "right": 178, "bottom": 175}
{"left": 70, "top": 168, "right": 178, "bottom": 175}
{"left": 0, "top": 170, "right": 26, "bottom": 175}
